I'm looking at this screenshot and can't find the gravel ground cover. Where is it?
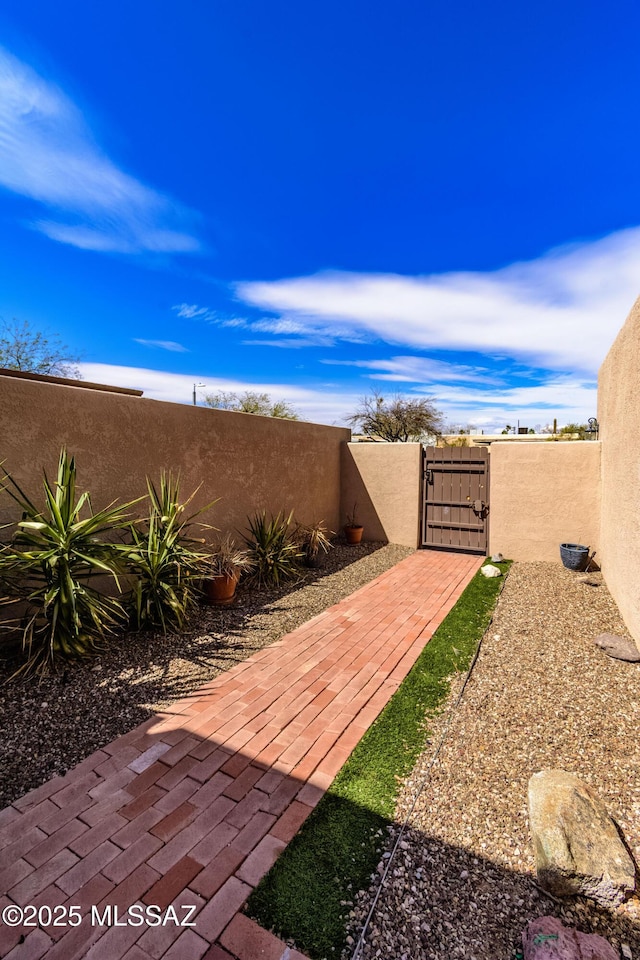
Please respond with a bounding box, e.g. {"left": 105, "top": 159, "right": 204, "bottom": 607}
{"left": 0, "top": 540, "right": 412, "bottom": 810}
{"left": 345, "top": 562, "right": 640, "bottom": 960}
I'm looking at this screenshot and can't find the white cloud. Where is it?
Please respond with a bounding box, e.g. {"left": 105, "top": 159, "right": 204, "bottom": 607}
{"left": 243, "top": 338, "right": 332, "bottom": 349}
{"left": 219, "top": 318, "right": 248, "bottom": 329}
{"left": 77, "top": 362, "right": 597, "bottom": 433}
{"left": 172, "top": 303, "right": 213, "bottom": 320}
{"left": 430, "top": 375, "right": 598, "bottom": 430}
{"left": 171, "top": 304, "right": 247, "bottom": 328}
{"left": 321, "top": 355, "right": 500, "bottom": 384}
{"left": 77, "top": 363, "right": 359, "bottom": 426}
{"left": 250, "top": 317, "right": 308, "bottom": 335}
{"left": 133, "top": 339, "right": 188, "bottom": 353}
{"left": 237, "top": 228, "right": 640, "bottom": 372}
{"left": 0, "top": 47, "right": 200, "bottom": 254}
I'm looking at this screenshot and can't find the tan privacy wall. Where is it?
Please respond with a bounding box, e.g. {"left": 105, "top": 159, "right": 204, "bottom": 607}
{"left": 598, "top": 296, "right": 640, "bottom": 644}
{"left": 341, "top": 442, "right": 422, "bottom": 547}
{"left": 489, "top": 441, "right": 601, "bottom": 562}
{"left": 0, "top": 374, "right": 350, "bottom": 537}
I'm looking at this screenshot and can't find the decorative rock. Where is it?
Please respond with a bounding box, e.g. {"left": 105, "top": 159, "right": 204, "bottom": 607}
{"left": 522, "top": 916, "right": 618, "bottom": 960}
{"left": 491, "top": 552, "right": 504, "bottom": 562}
{"left": 528, "top": 769, "right": 637, "bottom": 906}
{"left": 594, "top": 633, "right": 640, "bottom": 663}
{"left": 480, "top": 564, "right": 502, "bottom": 578}
{"left": 578, "top": 575, "right": 601, "bottom": 587}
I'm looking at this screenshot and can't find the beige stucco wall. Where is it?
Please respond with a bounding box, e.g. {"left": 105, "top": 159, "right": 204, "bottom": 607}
{"left": 341, "top": 442, "right": 422, "bottom": 547}
{"left": 598, "top": 296, "right": 640, "bottom": 644}
{"left": 0, "top": 374, "right": 350, "bottom": 539}
{"left": 488, "top": 441, "right": 601, "bottom": 562}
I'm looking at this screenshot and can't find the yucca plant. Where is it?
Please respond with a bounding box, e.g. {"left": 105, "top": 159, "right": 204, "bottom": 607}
{"left": 243, "top": 510, "right": 303, "bottom": 587}
{"left": 0, "top": 450, "right": 135, "bottom": 677}
{"left": 125, "top": 473, "right": 216, "bottom": 632}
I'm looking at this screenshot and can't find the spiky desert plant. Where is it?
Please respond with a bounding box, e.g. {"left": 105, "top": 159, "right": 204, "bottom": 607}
{"left": 0, "top": 449, "right": 135, "bottom": 677}
{"left": 125, "top": 473, "right": 216, "bottom": 632}
{"left": 243, "top": 510, "right": 303, "bottom": 587}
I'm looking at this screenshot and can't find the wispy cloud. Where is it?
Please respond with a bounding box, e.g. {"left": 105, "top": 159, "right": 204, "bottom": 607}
{"left": 250, "top": 317, "right": 309, "bottom": 335}
{"left": 76, "top": 362, "right": 598, "bottom": 433}
{"left": 247, "top": 317, "right": 335, "bottom": 347}
{"left": 321, "top": 355, "right": 500, "bottom": 384}
{"left": 431, "top": 375, "right": 598, "bottom": 431}
{"left": 172, "top": 303, "right": 213, "bottom": 320}
{"left": 77, "top": 363, "right": 356, "bottom": 426}
{"left": 243, "top": 338, "right": 332, "bottom": 349}
{"left": 171, "top": 303, "right": 247, "bottom": 327}
{"left": 0, "top": 47, "right": 200, "bottom": 254}
{"left": 320, "top": 356, "right": 597, "bottom": 427}
{"left": 237, "top": 228, "right": 640, "bottom": 372}
{"left": 218, "top": 318, "right": 246, "bottom": 328}
{"left": 133, "top": 339, "right": 188, "bottom": 353}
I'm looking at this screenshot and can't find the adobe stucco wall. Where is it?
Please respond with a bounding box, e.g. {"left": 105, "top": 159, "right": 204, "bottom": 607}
{"left": 598, "top": 296, "right": 640, "bottom": 644}
{"left": 0, "top": 374, "right": 350, "bottom": 537}
{"left": 488, "top": 441, "right": 601, "bottom": 562}
{"left": 341, "top": 442, "right": 422, "bottom": 547}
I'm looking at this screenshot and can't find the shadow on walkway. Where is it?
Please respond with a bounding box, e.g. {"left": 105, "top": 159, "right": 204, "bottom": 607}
{"left": 0, "top": 549, "right": 482, "bottom": 960}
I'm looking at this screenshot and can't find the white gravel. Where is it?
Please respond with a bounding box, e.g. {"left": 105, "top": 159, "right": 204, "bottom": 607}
{"left": 346, "top": 562, "right": 640, "bottom": 960}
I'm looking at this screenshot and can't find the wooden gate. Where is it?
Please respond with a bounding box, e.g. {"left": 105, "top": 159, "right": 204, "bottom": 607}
{"left": 421, "top": 446, "right": 490, "bottom": 553}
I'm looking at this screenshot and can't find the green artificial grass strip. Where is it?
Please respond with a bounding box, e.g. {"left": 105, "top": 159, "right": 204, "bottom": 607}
{"left": 247, "top": 558, "right": 511, "bottom": 959}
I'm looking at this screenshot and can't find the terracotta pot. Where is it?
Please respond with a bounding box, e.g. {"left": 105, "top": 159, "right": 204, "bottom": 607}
{"left": 344, "top": 525, "right": 364, "bottom": 544}
{"left": 204, "top": 571, "right": 238, "bottom": 605}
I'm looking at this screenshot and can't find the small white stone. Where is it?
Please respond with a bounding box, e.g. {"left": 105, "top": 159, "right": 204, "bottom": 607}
{"left": 621, "top": 945, "right": 632, "bottom": 960}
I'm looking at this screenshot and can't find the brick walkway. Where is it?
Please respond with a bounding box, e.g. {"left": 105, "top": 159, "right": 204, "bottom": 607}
{"left": 0, "top": 550, "right": 480, "bottom": 960}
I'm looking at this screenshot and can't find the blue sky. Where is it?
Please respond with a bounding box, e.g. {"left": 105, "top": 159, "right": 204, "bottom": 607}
{"left": 0, "top": 0, "right": 639, "bottom": 429}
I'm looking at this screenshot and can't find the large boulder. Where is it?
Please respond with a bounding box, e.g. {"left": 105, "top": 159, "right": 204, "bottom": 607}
{"left": 594, "top": 633, "right": 640, "bottom": 662}
{"left": 527, "top": 769, "right": 636, "bottom": 906}
{"left": 522, "top": 916, "right": 618, "bottom": 960}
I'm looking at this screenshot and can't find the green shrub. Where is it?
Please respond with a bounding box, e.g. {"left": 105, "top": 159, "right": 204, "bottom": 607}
{"left": 0, "top": 449, "right": 135, "bottom": 677}
{"left": 124, "top": 473, "right": 215, "bottom": 631}
{"left": 243, "top": 511, "right": 303, "bottom": 587}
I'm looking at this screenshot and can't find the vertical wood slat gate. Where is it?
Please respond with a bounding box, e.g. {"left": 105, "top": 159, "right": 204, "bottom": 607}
{"left": 421, "top": 446, "right": 490, "bottom": 553}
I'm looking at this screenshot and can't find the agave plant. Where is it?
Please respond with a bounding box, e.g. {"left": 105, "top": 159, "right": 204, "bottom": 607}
{"left": 125, "top": 473, "right": 216, "bottom": 632}
{"left": 243, "top": 510, "right": 303, "bottom": 587}
{"left": 0, "top": 449, "right": 135, "bottom": 677}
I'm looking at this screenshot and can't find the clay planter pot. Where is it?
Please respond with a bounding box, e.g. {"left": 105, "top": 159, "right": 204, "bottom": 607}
{"left": 204, "top": 571, "right": 239, "bottom": 605}
{"left": 344, "top": 524, "right": 364, "bottom": 545}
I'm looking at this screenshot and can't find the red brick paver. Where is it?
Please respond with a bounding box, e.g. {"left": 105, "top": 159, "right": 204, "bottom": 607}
{"left": 0, "top": 550, "right": 479, "bottom": 959}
